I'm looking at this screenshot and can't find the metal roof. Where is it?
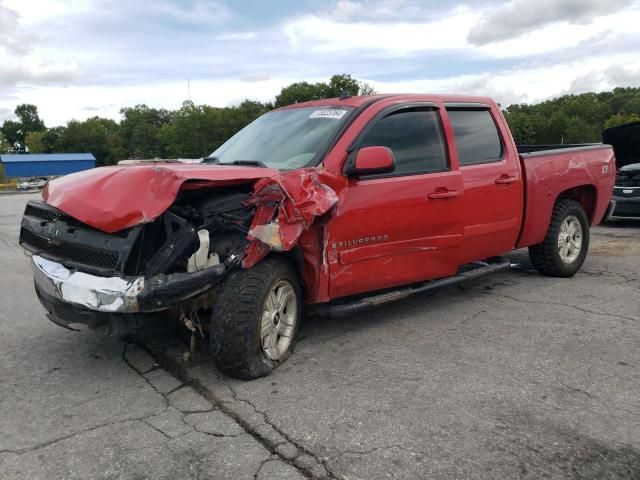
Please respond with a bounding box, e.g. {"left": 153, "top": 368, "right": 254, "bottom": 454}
{"left": 0, "top": 153, "right": 96, "bottom": 163}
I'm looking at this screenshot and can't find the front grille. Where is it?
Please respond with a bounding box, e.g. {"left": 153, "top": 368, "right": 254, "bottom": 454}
{"left": 24, "top": 204, "right": 61, "bottom": 222}
{"left": 20, "top": 228, "right": 119, "bottom": 270}
{"left": 614, "top": 187, "right": 640, "bottom": 199}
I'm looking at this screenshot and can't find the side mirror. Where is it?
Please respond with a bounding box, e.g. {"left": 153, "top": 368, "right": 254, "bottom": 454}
{"left": 346, "top": 146, "right": 395, "bottom": 176}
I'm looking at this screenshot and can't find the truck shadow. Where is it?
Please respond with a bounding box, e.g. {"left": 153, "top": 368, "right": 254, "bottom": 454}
{"left": 601, "top": 218, "right": 640, "bottom": 229}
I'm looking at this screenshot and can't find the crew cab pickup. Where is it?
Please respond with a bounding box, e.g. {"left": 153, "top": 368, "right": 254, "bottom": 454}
{"left": 19, "top": 94, "right": 615, "bottom": 379}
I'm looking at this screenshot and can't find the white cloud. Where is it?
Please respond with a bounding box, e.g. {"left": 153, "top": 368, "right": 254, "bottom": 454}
{"left": 216, "top": 32, "right": 257, "bottom": 41}
{"left": 283, "top": 4, "right": 640, "bottom": 59}
{"left": 0, "top": 1, "right": 82, "bottom": 89}
{"left": 0, "top": 2, "right": 39, "bottom": 54}
{"left": 1, "top": 0, "right": 640, "bottom": 126}
{"left": 2, "top": 77, "right": 308, "bottom": 125}
{"left": 368, "top": 53, "right": 640, "bottom": 105}
{"left": 0, "top": 58, "right": 80, "bottom": 86}
{"left": 283, "top": 8, "right": 476, "bottom": 54}
{"left": 468, "top": 0, "right": 633, "bottom": 45}
{"left": 324, "top": 0, "right": 436, "bottom": 21}
{"left": 154, "top": 0, "right": 231, "bottom": 25}
{"left": 6, "top": 51, "right": 640, "bottom": 126}
{"left": 476, "top": 9, "right": 640, "bottom": 58}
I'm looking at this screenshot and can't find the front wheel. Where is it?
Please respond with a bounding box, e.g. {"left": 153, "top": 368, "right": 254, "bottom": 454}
{"left": 528, "top": 199, "right": 590, "bottom": 277}
{"left": 210, "top": 257, "right": 301, "bottom": 380}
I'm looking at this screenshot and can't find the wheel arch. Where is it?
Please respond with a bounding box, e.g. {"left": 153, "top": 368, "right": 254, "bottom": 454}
{"left": 555, "top": 184, "right": 598, "bottom": 225}
{"left": 517, "top": 182, "right": 598, "bottom": 249}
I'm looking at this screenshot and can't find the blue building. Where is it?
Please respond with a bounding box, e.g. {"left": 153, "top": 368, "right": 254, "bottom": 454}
{"left": 0, "top": 153, "right": 96, "bottom": 179}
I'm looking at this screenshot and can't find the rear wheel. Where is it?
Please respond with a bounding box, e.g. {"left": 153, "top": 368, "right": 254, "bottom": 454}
{"left": 528, "top": 199, "right": 589, "bottom": 277}
{"left": 210, "top": 257, "right": 301, "bottom": 380}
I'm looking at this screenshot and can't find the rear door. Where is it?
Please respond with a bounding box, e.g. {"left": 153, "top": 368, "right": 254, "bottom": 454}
{"left": 444, "top": 105, "right": 522, "bottom": 263}
{"left": 326, "top": 104, "right": 464, "bottom": 299}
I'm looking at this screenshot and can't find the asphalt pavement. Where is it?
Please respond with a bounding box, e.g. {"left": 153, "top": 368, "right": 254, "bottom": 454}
{"left": 1, "top": 192, "right": 638, "bottom": 479}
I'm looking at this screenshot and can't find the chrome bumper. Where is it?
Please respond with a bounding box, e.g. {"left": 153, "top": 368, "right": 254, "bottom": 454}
{"left": 32, "top": 255, "right": 144, "bottom": 313}
{"left": 31, "top": 254, "right": 227, "bottom": 314}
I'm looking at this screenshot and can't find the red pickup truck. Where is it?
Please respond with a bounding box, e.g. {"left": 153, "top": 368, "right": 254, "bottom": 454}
{"left": 20, "top": 94, "right": 615, "bottom": 379}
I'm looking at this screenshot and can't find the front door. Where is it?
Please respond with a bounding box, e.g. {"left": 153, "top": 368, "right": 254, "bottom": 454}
{"left": 326, "top": 106, "right": 464, "bottom": 299}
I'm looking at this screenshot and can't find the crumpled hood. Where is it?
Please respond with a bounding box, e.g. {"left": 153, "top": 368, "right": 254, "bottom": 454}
{"left": 603, "top": 121, "right": 640, "bottom": 170}
{"left": 43, "top": 163, "right": 279, "bottom": 233}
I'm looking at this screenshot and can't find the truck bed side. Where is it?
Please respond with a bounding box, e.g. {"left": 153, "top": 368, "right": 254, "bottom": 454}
{"left": 516, "top": 145, "right": 615, "bottom": 249}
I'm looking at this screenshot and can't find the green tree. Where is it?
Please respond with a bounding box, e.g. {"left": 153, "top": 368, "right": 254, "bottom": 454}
{"left": 503, "top": 111, "right": 536, "bottom": 144}
{"left": 604, "top": 113, "right": 640, "bottom": 129}
{"left": 504, "top": 87, "right": 640, "bottom": 144}
{"left": 119, "top": 105, "right": 172, "bottom": 158}
{"left": 0, "top": 104, "right": 46, "bottom": 152}
{"left": 15, "top": 104, "right": 46, "bottom": 134}
{"left": 0, "top": 131, "right": 10, "bottom": 153}
{"left": 358, "top": 81, "right": 378, "bottom": 96}
{"left": 57, "top": 117, "right": 125, "bottom": 165}
{"left": 25, "top": 131, "right": 46, "bottom": 152}
{"left": 326, "top": 74, "right": 360, "bottom": 97}
{"left": 159, "top": 99, "right": 270, "bottom": 158}
{"left": 274, "top": 74, "right": 375, "bottom": 107}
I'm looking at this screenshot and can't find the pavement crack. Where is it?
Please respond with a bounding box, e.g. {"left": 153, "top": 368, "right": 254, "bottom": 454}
{"left": 336, "top": 443, "right": 412, "bottom": 457}
{"left": 253, "top": 455, "right": 277, "bottom": 480}
{"left": 128, "top": 340, "right": 324, "bottom": 478}
{"left": 482, "top": 292, "right": 638, "bottom": 324}
{"left": 5, "top": 418, "right": 153, "bottom": 455}
{"left": 122, "top": 342, "right": 170, "bottom": 409}
{"left": 141, "top": 418, "right": 172, "bottom": 439}
{"left": 226, "top": 383, "right": 339, "bottom": 480}
{"left": 559, "top": 382, "right": 595, "bottom": 400}
{"left": 558, "top": 382, "right": 640, "bottom": 418}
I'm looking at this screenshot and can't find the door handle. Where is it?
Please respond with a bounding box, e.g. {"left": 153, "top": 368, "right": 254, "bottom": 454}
{"left": 495, "top": 175, "right": 516, "bottom": 185}
{"left": 428, "top": 189, "right": 459, "bottom": 200}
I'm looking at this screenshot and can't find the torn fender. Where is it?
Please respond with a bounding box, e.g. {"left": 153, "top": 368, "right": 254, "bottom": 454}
{"left": 243, "top": 168, "right": 338, "bottom": 268}
{"left": 43, "top": 163, "right": 278, "bottom": 233}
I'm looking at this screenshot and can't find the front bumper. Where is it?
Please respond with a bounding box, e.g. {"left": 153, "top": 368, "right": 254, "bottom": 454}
{"left": 32, "top": 254, "right": 227, "bottom": 315}
{"left": 610, "top": 195, "right": 640, "bottom": 218}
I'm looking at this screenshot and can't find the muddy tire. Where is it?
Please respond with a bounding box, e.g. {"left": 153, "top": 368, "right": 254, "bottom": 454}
{"left": 528, "top": 199, "right": 590, "bottom": 277}
{"left": 210, "top": 256, "right": 302, "bottom": 380}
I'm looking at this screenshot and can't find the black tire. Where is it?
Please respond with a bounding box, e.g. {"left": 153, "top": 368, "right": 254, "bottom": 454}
{"left": 210, "top": 256, "right": 302, "bottom": 380}
{"left": 528, "top": 199, "right": 590, "bottom": 277}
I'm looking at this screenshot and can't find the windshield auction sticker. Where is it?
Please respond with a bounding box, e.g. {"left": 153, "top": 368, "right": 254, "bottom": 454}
{"left": 309, "top": 109, "right": 347, "bottom": 119}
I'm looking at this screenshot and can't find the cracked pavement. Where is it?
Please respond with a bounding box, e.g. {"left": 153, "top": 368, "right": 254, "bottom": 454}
{"left": 1, "top": 193, "right": 639, "bottom": 479}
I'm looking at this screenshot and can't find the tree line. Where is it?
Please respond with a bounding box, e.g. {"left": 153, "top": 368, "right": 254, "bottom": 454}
{"left": 0, "top": 74, "right": 374, "bottom": 166}
{"left": 2, "top": 75, "right": 639, "bottom": 166}
{"left": 503, "top": 87, "right": 640, "bottom": 144}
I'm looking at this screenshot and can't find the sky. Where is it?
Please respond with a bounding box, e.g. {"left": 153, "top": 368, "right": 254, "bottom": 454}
{"left": 1, "top": 0, "right": 640, "bottom": 126}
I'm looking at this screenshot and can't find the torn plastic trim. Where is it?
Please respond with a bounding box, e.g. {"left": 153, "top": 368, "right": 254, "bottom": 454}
{"left": 32, "top": 254, "right": 226, "bottom": 313}
{"left": 243, "top": 168, "right": 338, "bottom": 268}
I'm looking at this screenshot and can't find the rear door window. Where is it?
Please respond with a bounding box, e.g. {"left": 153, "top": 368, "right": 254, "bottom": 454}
{"left": 447, "top": 109, "right": 503, "bottom": 166}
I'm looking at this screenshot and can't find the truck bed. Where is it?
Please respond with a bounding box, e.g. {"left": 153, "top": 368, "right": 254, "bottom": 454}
{"left": 515, "top": 144, "right": 615, "bottom": 249}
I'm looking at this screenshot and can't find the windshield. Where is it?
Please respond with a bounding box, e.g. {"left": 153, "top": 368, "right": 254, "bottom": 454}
{"left": 209, "top": 106, "right": 354, "bottom": 169}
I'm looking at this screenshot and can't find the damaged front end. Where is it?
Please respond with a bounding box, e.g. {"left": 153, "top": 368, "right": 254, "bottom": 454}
{"left": 19, "top": 167, "right": 337, "bottom": 331}
{"left": 20, "top": 188, "right": 247, "bottom": 331}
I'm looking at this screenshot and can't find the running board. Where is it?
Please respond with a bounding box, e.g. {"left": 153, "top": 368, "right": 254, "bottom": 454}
{"left": 311, "top": 258, "right": 513, "bottom": 318}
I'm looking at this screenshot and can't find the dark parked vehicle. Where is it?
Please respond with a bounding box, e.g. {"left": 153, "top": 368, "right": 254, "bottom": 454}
{"left": 603, "top": 121, "right": 640, "bottom": 218}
